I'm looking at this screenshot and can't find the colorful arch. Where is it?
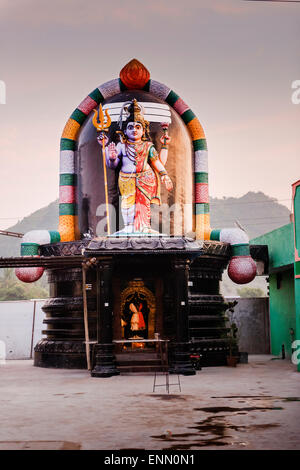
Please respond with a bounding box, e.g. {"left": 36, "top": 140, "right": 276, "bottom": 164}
{"left": 58, "top": 71, "right": 210, "bottom": 241}
{"left": 17, "top": 59, "right": 256, "bottom": 285}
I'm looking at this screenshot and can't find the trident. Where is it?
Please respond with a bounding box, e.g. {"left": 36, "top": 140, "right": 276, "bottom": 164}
{"left": 92, "top": 104, "right": 112, "bottom": 235}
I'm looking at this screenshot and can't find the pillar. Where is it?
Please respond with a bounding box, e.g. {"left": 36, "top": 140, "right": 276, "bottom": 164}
{"left": 91, "top": 257, "right": 120, "bottom": 377}
{"left": 169, "top": 256, "right": 195, "bottom": 375}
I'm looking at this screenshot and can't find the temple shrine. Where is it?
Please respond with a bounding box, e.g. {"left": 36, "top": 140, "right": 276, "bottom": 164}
{"left": 0, "top": 60, "right": 268, "bottom": 377}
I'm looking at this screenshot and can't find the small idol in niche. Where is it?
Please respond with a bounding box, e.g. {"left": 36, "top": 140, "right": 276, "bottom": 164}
{"left": 121, "top": 292, "right": 150, "bottom": 347}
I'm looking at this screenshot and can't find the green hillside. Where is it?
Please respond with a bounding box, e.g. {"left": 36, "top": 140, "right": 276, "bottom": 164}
{"left": 0, "top": 192, "right": 291, "bottom": 258}
{"left": 0, "top": 192, "right": 290, "bottom": 298}
{"left": 210, "top": 191, "right": 291, "bottom": 240}
{"left": 0, "top": 200, "right": 59, "bottom": 257}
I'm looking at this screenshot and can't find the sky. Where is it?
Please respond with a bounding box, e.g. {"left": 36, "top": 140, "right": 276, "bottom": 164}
{"left": 0, "top": 0, "right": 299, "bottom": 230}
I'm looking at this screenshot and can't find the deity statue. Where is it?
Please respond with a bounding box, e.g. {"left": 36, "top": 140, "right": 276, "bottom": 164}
{"left": 121, "top": 292, "right": 149, "bottom": 349}
{"left": 128, "top": 302, "right": 146, "bottom": 336}
{"left": 97, "top": 99, "right": 173, "bottom": 234}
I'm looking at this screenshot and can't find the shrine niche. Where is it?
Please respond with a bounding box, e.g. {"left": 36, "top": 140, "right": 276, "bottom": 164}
{"left": 78, "top": 90, "right": 193, "bottom": 238}
{"left": 120, "top": 280, "right": 156, "bottom": 345}
{"left": 15, "top": 59, "right": 257, "bottom": 285}
{"left": 5, "top": 58, "right": 268, "bottom": 377}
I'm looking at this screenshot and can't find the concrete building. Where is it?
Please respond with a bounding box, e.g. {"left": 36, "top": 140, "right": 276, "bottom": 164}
{"left": 251, "top": 180, "right": 300, "bottom": 371}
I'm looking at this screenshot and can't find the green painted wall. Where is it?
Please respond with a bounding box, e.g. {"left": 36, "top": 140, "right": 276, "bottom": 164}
{"left": 293, "top": 184, "right": 300, "bottom": 371}
{"left": 269, "top": 268, "right": 296, "bottom": 357}
{"left": 251, "top": 223, "right": 294, "bottom": 271}
{"left": 294, "top": 278, "right": 300, "bottom": 371}
{"left": 252, "top": 223, "right": 297, "bottom": 360}
{"left": 294, "top": 185, "right": 300, "bottom": 259}
{"left": 251, "top": 184, "right": 300, "bottom": 370}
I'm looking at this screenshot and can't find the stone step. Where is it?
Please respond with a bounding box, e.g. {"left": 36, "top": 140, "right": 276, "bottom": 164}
{"left": 42, "top": 329, "right": 85, "bottom": 336}
{"left": 115, "top": 352, "right": 159, "bottom": 361}
{"left": 43, "top": 317, "right": 96, "bottom": 324}
{"left": 116, "top": 359, "right": 162, "bottom": 367}
{"left": 191, "top": 338, "right": 230, "bottom": 346}
{"left": 115, "top": 352, "right": 163, "bottom": 368}
{"left": 189, "top": 326, "right": 229, "bottom": 331}
{"left": 117, "top": 365, "right": 167, "bottom": 374}
{"left": 189, "top": 315, "right": 229, "bottom": 322}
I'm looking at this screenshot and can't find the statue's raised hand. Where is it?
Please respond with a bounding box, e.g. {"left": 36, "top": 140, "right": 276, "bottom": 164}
{"left": 108, "top": 142, "right": 118, "bottom": 161}
{"left": 162, "top": 174, "right": 173, "bottom": 191}
{"left": 160, "top": 135, "right": 171, "bottom": 146}
{"left": 96, "top": 132, "right": 109, "bottom": 146}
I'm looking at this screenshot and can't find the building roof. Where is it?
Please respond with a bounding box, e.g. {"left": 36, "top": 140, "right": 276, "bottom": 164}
{"left": 251, "top": 223, "right": 294, "bottom": 273}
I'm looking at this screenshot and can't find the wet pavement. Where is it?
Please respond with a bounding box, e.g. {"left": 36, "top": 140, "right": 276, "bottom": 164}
{"left": 0, "top": 355, "right": 299, "bottom": 450}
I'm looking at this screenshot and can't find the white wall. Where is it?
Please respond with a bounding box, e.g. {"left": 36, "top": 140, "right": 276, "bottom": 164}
{"left": 0, "top": 300, "right": 45, "bottom": 360}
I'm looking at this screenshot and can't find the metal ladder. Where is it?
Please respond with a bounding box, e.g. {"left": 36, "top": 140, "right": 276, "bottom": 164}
{"left": 152, "top": 340, "right": 181, "bottom": 393}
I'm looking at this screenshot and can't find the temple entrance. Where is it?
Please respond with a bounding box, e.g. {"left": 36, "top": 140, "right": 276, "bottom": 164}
{"left": 119, "top": 279, "right": 156, "bottom": 350}
{"left": 113, "top": 278, "right": 163, "bottom": 373}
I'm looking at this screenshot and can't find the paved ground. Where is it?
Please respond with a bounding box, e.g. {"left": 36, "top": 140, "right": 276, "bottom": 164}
{"left": 0, "top": 355, "right": 299, "bottom": 450}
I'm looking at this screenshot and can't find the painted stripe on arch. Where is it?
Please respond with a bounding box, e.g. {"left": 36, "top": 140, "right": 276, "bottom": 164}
{"left": 60, "top": 173, "right": 77, "bottom": 186}
{"left": 60, "top": 138, "right": 76, "bottom": 151}
{"left": 195, "top": 203, "right": 210, "bottom": 214}
{"left": 195, "top": 172, "right": 208, "bottom": 184}
{"left": 194, "top": 150, "right": 208, "bottom": 173}
{"left": 59, "top": 203, "right": 78, "bottom": 216}
{"left": 193, "top": 139, "right": 208, "bottom": 151}
{"left": 60, "top": 151, "right": 75, "bottom": 174}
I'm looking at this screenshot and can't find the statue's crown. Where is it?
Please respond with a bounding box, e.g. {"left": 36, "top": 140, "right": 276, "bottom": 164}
{"left": 118, "top": 99, "right": 148, "bottom": 130}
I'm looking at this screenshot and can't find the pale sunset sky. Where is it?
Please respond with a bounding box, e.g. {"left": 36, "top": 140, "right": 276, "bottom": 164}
{"left": 0, "top": 0, "right": 299, "bottom": 229}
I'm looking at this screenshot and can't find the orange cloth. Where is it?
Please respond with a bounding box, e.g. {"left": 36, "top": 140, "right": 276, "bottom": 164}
{"left": 138, "top": 303, "right": 146, "bottom": 329}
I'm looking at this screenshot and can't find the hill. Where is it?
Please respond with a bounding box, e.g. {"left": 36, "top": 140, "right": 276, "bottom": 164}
{"left": 0, "top": 200, "right": 59, "bottom": 257}
{"left": 0, "top": 192, "right": 291, "bottom": 257}
{"left": 210, "top": 191, "right": 291, "bottom": 240}
{"left": 0, "top": 192, "right": 290, "bottom": 297}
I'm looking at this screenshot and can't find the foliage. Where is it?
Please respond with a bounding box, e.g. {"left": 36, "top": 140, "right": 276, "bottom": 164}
{"left": 237, "top": 287, "right": 265, "bottom": 298}
{"left": 0, "top": 269, "right": 48, "bottom": 301}
{"left": 220, "top": 271, "right": 268, "bottom": 297}
{"left": 224, "top": 300, "right": 238, "bottom": 313}
{"left": 222, "top": 301, "right": 239, "bottom": 357}
{"left": 227, "top": 321, "right": 239, "bottom": 357}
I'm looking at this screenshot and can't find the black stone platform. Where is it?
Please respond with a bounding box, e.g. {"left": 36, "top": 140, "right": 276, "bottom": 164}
{"left": 27, "top": 237, "right": 268, "bottom": 375}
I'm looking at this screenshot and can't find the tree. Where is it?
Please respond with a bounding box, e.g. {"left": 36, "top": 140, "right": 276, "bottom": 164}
{"left": 237, "top": 287, "right": 265, "bottom": 298}
{"left": 0, "top": 269, "right": 48, "bottom": 301}
{"left": 0, "top": 283, "right": 28, "bottom": 301}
